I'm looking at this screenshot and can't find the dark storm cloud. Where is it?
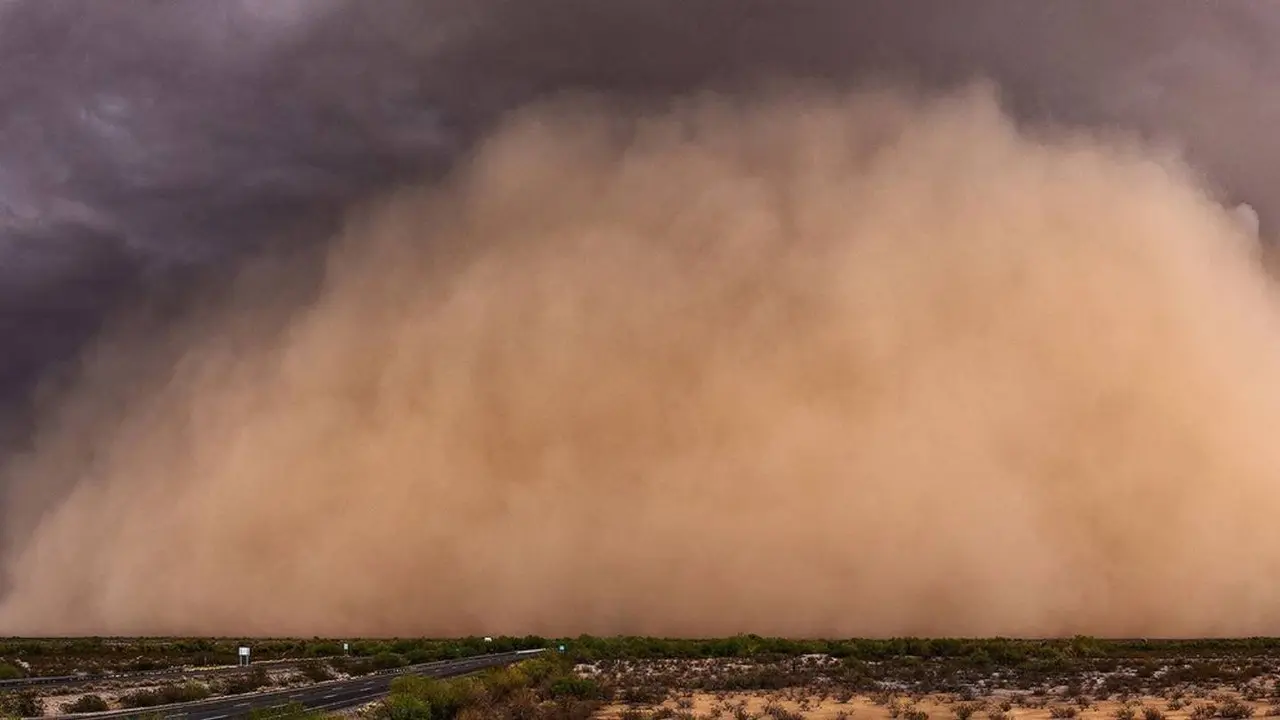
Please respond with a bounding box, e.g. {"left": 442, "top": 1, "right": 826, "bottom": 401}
{"left": 0, "top": 0, "right": 1278, "bottom": 433}
{"left": 0, "top": 0, "right": 449, "bottom": 421}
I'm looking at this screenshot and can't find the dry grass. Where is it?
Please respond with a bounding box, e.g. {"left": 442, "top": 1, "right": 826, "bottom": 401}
{"left": 587, "top": 657, "right": 1280, "bottom": 720}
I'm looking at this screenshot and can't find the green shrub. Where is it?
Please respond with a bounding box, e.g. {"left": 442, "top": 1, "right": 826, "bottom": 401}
{"left": 63, "top": 694, "right": 110, "bottom": 714}
{"left": 121, "top": 682, "right": 211, "bottom": 708}
{"left": 519, "top": 657, "right": 567, "bottom": 686}
{"left": 377, "top": 695, "right": 433, "bottom": 720}
{"left": 406, "top": 650, "right": 435, "bottom": 665}
{"left": 548, "top": 676, "right": 602, "bottom": 701}
{"left": 482, "top": 666, "right": 531, "bottom": 701}
{"left": 763, "top": 703, "right": 804, "bottom": 720}
{"left": 120, "top": 690, "right": 164, "bottom": 708}
{"left": 1218, "top": 701, "right": 1255, "bottom": 720}
{"left": 221, "top": 667, "right": 272, "bottom": 694}
{"left": 0, "top": 665, "right": 22, "bottom": 681}
{"left": 1192, "top": 705, "right": 1220, "bottom": 720}
{"left": 0, "top": 692, "right": 40, "bottom": 718}
{"left": 162, "top": 683, "right": 212, "bottom": 704}
{"left": 299, "top": 661, "right": 335, "bottom": 683}
{"left": 372, "top": 653, "right": 409, "bottom": 671}
{"left": 339, "top": 658, "right": 374, "bottom": 676}
{"left": 387, "top": 676, "right": 482, "bottom": 720}
{"left": 305, "top": 642, "right": 345, "bottom": 658}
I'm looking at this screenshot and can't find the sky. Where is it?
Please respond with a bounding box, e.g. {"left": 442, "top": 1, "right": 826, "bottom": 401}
{"left": 2, "top": 1, "right": 1280, "bottom": 634}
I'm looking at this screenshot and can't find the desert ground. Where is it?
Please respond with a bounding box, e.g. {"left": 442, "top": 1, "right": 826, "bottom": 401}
{"left": 6, "top": 639, "right": 1280, "bottom": 719}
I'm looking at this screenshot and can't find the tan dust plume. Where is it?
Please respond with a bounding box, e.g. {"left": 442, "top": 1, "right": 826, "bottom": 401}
{"left": 2, "top": 83, "right": 1280, "bottom": 638}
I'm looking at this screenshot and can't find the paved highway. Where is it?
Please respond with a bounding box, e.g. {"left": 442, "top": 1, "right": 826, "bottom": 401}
{"left": 40, "top": 649, "right": 546, "bottom": 720}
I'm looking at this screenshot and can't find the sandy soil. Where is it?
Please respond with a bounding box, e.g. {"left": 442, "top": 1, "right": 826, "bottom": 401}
{"left": 598, "top": 692, "right": 1273, "bottom": 720}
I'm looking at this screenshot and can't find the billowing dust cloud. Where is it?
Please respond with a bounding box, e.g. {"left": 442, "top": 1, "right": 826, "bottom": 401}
{"left": 3, "top": 84, "right": 1280, "bottom": 638}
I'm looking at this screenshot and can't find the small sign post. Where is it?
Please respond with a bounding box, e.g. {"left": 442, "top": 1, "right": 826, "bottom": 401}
{"left": 343, "top": 643, "right": 350, "bottom": 655}
{"left": 238, "top": 646, "right": 251, "bottom": 667}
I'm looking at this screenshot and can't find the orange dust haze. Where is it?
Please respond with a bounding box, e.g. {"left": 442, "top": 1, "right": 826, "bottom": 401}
{"left": 2, "top": 84, "right": 1279, "bottom": 638}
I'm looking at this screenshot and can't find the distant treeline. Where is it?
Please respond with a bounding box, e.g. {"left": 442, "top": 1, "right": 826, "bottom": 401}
{"left": 553, "top": 636, "right": 1280, "bottom": 663}
{"left": 8, "top": 636, "right": 1280, "bottom": 666}
{"left": 0, "top": 636, "right": 546, "bottom": 666}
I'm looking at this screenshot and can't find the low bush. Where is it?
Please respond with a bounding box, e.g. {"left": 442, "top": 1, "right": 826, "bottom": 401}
{"left": 1191, "top": 705, "right": 1219, "bottom": 720}
{"left": 383, "top": 675, "right": 483, "bottom": 720}
{"left": 548, "top": 676, "right": 602, "bottom": 701}
{"left": 375, "top": 657, "right": 606, "bottom": 720}
{"left": 221, "top": 667, "right": 272, "bottom": 695}
{"left": 63, "top": 694, "right": 110, "bottom": 713}
{"left": 121, "top": 682, "right": 211, "bottom": 708}
{"left": 372, "top": 653, "right": 409, "bottom": 671}
{"left": 482, "top": 666, "right": 531, "bottom": 701}
{"left": 376, "top": 695, "right": 433, "bottom": 720}
{"left": 620, "top": 684, "right": 667, "bottom": 705}
{"left": 1218, "top": 701, "right": 1255, "bottom": 720}
{"left": 1, "top": 692, "right": 41, "bottom": 718}
{"left": 299, "top": 661, "right": 335, "bottom": 683}
{"left": 763, "top": 703, "right": 804, "bottom": 720}
{"left": 129, "top": 658, "right": 173, "bottom": 672}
